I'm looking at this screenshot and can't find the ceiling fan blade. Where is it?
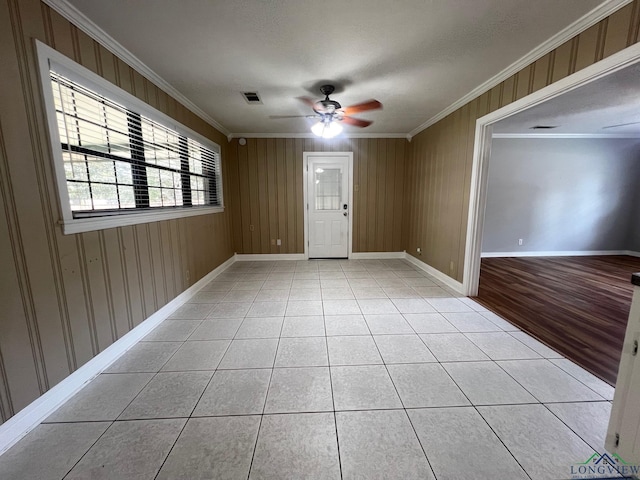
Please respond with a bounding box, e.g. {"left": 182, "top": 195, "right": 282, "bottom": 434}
{"left": 297, "top": 96, "right": 327, "bottom": 113}
{"left": 269, "top": 115, "right": 318, "bottom": 119}
{"left": 341, "top": 99, "right": 382, "bottom": 115}
{"left": 341, "top": 116, "right": 372, "bottom": 128}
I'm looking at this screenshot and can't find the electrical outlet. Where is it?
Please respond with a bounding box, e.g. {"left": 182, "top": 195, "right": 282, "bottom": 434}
{"left": 518, "top": 238, "right": 523, "bottom": 246}
{"left": 276, "top": 239, "right": 281, "bottom": 246}
{"left": 249, "top": 225, "right": 254, "bottom": 231}
{"left": 417, "top": 247, "right": 422, "bottom": 255}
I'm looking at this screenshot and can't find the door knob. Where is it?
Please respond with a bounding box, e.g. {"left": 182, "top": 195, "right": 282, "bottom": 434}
{"left": 343, "top": 212, "right": 348, "bottom": 217}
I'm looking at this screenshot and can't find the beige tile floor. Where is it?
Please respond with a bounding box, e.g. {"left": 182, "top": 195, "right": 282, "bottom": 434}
{"left": 0, "top": 259, "right": 617, "bottom": 480}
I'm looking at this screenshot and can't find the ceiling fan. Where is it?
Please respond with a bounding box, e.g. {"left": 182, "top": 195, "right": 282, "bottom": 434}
{"left": 270, "top": 84, "right": 382, "bottom": 138}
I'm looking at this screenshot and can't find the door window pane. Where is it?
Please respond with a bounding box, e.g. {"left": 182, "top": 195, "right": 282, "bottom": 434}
{"left": 314, "top": 168, "right": 341, "bottom": 210}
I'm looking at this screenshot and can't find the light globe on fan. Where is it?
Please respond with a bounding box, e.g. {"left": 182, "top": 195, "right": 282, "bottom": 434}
{"left": 310, "top": 118, "right": 343, "bottom": 138}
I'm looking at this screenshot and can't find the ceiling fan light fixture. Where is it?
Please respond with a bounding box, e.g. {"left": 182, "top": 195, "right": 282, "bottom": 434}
{"left": 311, "top": 119, "right": 342, "bottom": 138}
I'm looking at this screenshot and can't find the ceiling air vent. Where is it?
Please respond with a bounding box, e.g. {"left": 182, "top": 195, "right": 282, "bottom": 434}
{"left": 530, "top": 125, "right": 558, "bottom": 129}
{"left": 242, "top": 92, "right": 262, "bottom": 104}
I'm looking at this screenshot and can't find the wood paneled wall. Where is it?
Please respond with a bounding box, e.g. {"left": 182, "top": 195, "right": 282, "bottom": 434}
{"left": 405, "top": 1, "right": 640, "bottom": 283}
{"left": 0, "top": 0, "right": 234, "bottom": 424}
{"left": 226, "top": 137, "right": 407, "bottom": 254}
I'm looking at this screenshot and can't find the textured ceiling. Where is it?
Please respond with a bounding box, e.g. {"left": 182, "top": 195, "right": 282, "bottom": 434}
{"left": 67, "top": 0, "right": 606, "bottom": 136}
{"left": 494, "top": 61, "right": 640, "bottom": 135}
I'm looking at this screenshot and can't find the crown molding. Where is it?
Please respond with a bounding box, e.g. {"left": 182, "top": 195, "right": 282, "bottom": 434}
{"left": 408, "top": 0, "right": 634, "bottom": 139}
{"left": 493, "top": 132, "right": 640, "bottom": 139}
{"left": 229, "top": 132, "right": 409, "bottom": 140}
{"left": 41, "top": 0, "right": 231, "bottom": 138}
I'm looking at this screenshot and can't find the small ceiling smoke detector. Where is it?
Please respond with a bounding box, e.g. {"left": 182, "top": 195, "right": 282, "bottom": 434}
{"left": 530, "top": 125, "right": 558, "bottom": 129}
{"left": 242, "top": 92, "right": 262, "bottom": 104}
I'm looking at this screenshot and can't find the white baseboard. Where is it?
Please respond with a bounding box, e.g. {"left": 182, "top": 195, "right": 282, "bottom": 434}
{"left": 234, "top": 253, "right": 306, "bottom": 261}
{"left": 404, "top": 254, "right": 465, "bottom": 294}
{"left": 0, "top": 254, "right": 236, "bottom": 456}
{"left": 234, "top": 252, "right": 408, "bottom": 261}
{"left": 481, "top": 250, "right": 640, "bottom": 258}
{"left": 350, "top": 252, "right": 406, "bottom": 260}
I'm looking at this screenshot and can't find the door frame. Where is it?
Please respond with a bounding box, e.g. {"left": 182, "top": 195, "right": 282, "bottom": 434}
{"left": 463, "top": 41, "right": 640, "bottom": 296}
{"left": 303, "top": 151, "right": 354, "bottom": 259}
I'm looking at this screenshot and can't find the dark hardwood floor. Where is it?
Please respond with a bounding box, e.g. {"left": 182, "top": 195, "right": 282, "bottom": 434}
{"left": 474, "top": 255, "right": 640, "bottom": 386}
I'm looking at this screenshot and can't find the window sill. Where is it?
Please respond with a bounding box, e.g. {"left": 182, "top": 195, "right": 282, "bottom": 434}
{"left": 61, "top": 205, "right": 225, "bottom": 234}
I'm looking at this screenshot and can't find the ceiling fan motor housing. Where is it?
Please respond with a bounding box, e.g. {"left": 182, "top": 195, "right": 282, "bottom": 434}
{"left": 316, "top": 85, "right": 341, "bottom": 114}
{"left": 319, "top": 84, "right": 335, "bottom": 96}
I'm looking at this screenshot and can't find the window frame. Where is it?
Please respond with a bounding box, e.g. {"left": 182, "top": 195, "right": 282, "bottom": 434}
{"left": 36, "top": 40, "right": 224, "bottom": 235}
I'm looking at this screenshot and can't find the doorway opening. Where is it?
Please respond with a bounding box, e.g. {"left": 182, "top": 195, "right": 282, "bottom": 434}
{"left": 463, "top": 42, "right": 640, "bottom": 385}
{"left": 464, "top": 41, "right": 640, "bottom": 297}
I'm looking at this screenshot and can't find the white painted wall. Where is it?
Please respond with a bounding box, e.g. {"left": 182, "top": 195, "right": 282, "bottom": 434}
{"left": 482, "top": 138, "right": 640, "bottom": 254}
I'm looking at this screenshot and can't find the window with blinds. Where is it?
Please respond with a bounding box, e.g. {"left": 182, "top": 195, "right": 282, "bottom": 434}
{"left": 50, "top": 71, "right": 221, "bottom": 218}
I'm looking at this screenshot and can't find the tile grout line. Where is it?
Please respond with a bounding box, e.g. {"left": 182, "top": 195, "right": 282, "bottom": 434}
{"left": 35, "top": 398, "right": 618, "bottom": 427}
{"left": 61, "top": 419, "right": 116, "bottom": 479}
{"left": 477, "top": 355, "right": 621, "bottom": 455}
{"left": 148, "top": 306, "right": 240, "bottom": 479}
{"left": 122, "top": 312, "right": 235, "bottom": 479}
{"left": 323, "top": 278, "right": 344, "bottom": 480}
{"left": 539, "top": 401, "right": 608, "bottom": 455}
{"left": 492, "top": 357, "right": 606, "bottom": 405}
{"left": 472, "top": 407, "right": 535, "bottom": 480}
{"left": 245, "top": 262, "right": 284, "bottom": 480}
{"left": 544, "top": 358, "right": 615, "bottom": 400}
{"left": 434, "top": 351, "right": 535, "bottom": 480}
{"left": 365, "top": 303, "right": 440, "bottom": 480}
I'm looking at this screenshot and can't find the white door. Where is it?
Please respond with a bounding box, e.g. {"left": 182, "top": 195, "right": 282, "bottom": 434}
{"left": 306, "top": 153, "right": 351, "bottom": 258}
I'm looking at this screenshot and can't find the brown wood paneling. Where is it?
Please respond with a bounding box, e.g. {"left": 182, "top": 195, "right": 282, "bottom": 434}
{"left": 551, "top": 40, "right": 573, "bottom": 84}
{"left": 236, "top": 140, "right": 251, "bottom": 252}
{"left": 575, "top": 24, "right": 600, "bottom": 72}
{"left": 531, "top": 52, "right": 552, "bottom": 93}
{"left": 275, "top": 138, "right": 287, "bottom": 253}
{"left": 168, "top": 220, "right": 184, "bottom": 297}
{"left": 604, "top": 2, "right": 634, "bottom": 56}
{"left": 118, "top": 226, "right": 145, "bottom": 327}
{"left": 226, "top": 140, "right": 242, "bottom": 253}
{"left": 488, "top": 84, "right": 501, "bottom": 113}
{"left": 629, "top": 1, "right": 640, "bottom": 45}
{"left": 256, "top": 140, "right": 270, "bottom": 252}
{"left": 5, "top": 0, "right": 72, "bottom": 392}
{"left": 476, "top": 256, "right": 640, "bottom": 385}
{"left": 158, "top": 222, "right": 176, "bottom": 300}
{"left": 367, "top": 139, "right": 378, "bottom": 250}
{"left": 283, "top": 139, "right": 294, "bottom": 253}
{"left": 266, "top": 139, "right": 278, "bottom": 253}
{"left": 80, "top": 231, "right": 115, "bottom": 352}
{"left": 0, "top": 0, "right": 234, "bottom": 426}
{"left": 0, "top": 119, "right": 43, "bottom": 417}
{"left": 247, "top": 139, "right": 260, "bottom": 251}
{"left": 133, "top": 224, "right": 156, "bottom": 317}
{"left": 227, "top": 137, "right": 408, "bottom": 254}
{"left": 101, "top": 228, "right": 131, "bottom": 340}
{"left": 513, "top": 65, "right": 531, "bottom": 101}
